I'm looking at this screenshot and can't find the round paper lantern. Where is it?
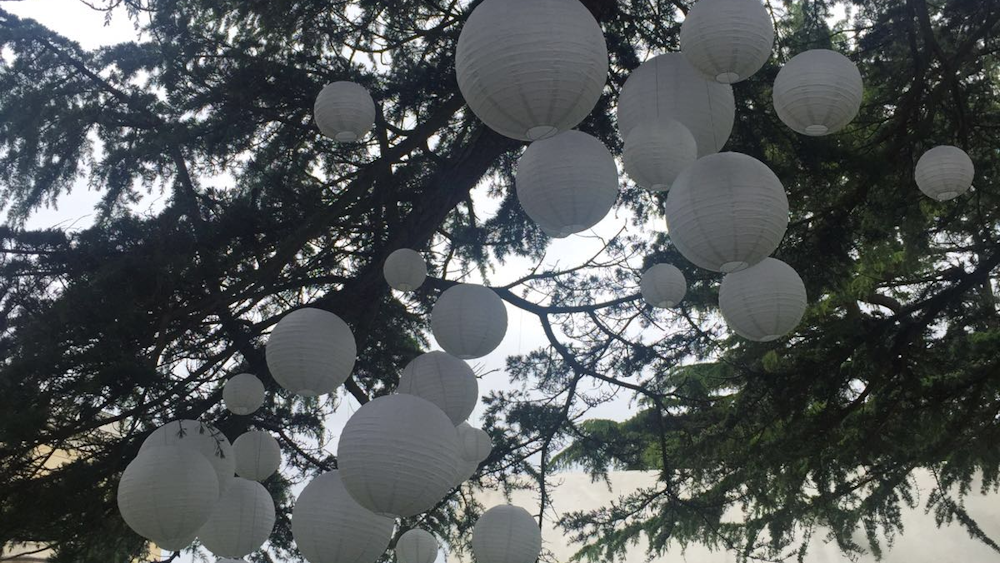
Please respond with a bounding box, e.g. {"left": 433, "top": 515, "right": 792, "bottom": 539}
{"left": 472, "top": 505, "right": 542, "bottom": 563}
{"left": 772, "top": 49, "right": 863, "bottom": 136}
{"left": 265, "top": 307, "right": 357, "bottom": 397}
{"left": 457, "top": 422, "right": 492, "bottom": 463}
{"left": 431, "top": 283, "right": 508, "bottom": 360}
{"left": 233, "top": 431, "right": 281, "bottom": 482}
{"left": 640, "top": 264, "right": 687, "bottom": 308}
{"left": 515, "top": 130, "right": 619, "bottom": 238}
{"left": 665, "top": 152, "right": 788, "bottom": 273}
{"left": 338, "top": 394, "right": 460, "bottom": 517}
{"left": 198, "top": 478, "right": 275, "bottom": 558}
{"left": 396, "top": 529, "right": 439, "bottom": 563}
{"left": 617, "top": 53, "right": 735, "bottom": 157}
{"left": 680, "top": 0, "right": 775, "bottom": 84}
{"left": 915, "top": 145, "right": 975, "bottom": 201}
{"left": 718, "top": 258, "right": 807, "bottom": 341}
{"left": 140, "top": 420, "right": 234, "bottom": 491}
{"left": 117, "top": 446, "right": 220, "bottom": 546}
{"left": 455, "top": 0, "right": 608, "bottom": 141}
{"left": 384, "top": 249, "right": 428, "bottom": 292}
{"left": 623, "top": 119, "right": 698, "bottom": 192}
{"left": 398, "top": 351, "right": 478, "bottom": 425}
{"left": 314, "top": 82, "right": 376, "bottom": 142}
{"left": 223, "top": 373, "right": 265, "bottom": 416}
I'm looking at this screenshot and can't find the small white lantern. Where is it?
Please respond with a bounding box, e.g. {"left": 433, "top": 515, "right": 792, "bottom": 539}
{"left": 232, "top": 431, "right": 281, "bottom": 482}
{"left": 222, "top": 373, "right": 265, "bottom": 416}
{"left": 772, "top": 49, "right": 863, "bottom": 136}
{"left": 515, "top": 130, "right": 619, "bottom": 238}
{"left": 338, "top": 394, "right": 460, "bottom": 517}
{"left": 665, "top": 152, "right": 788, "bottom": 273}
{"left": 719, "top": 257, "right": 807, "bottom": 341}
{"left": 431, "top": 283, "right": 508, "bottom": 360}
{"left": 680, "top": 0, "right": 775, "bottom": 84}
{"left": 915, "top": 145, "right": 975, "bottom": 201}
{"left": 384, "top": 249, "right": 428, "bottom": 292}
{"left": 198, "top": 478, "right": 275, "bottom": 558}
{"left": 398, "top": 351, "right": 478, "bottom": 425}
{"left": 457, "top": 422, "right": 492, "bottom": 463}
{"left": 623, "top": 119, "right": 698, "bottom": 192}
{"left": 640, "top": 264, "right": 687, "bottom": 308}
{"left": 396, "top": 529, "right": 439, "bottom": 563}
{"left": 140, "top": 420, "right": 234, "bottom": 492}
{"left": 472, "top": 505, "right": 542, "bottom": 563}
{"left": 292, "top": 471, "right": 395, "bottom": 563}
{"left": 314, "top": 82, "right": 376, "bottom": 142}
{"left": 455, "top": 0, "right": 608, "bottom": 141}
{"left": 265, "top": 307, "right": 357, "bottom": 397}
{"left": 617, "top": 53, "right": 735, "bottom": 157}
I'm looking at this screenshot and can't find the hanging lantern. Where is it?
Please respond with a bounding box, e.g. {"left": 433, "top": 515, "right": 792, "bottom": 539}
{"left": 664, "top": 152, "right": 788, "bottom": 273}
{"left": 472, "top": 505, "right": 542, "bottom": 563}
{"left": 431, "top": 283, "right": 508, "bottom": 360}
{"left": 772, "top": 49, "right": 863, "bottom": 136}
{"left": 915, "top": 145, "right": 975, "bottom": 201}
{"left": 623, "top": 119, "right": 698, "bottom": 192}
{"left": 265, "top": 307, "right": 357, "bottom": 397}
{"left": 292, "top": 471, "right": 395, "bottom": 563}
{"left": 455, "top": 0, "right": 608, "bottom": 141}
{"left": 398, "top": 351, "right": 478, "bottom": 425}
{"left": 232, "top": 431, "right": 281, "bottom": 482}
{"left": 338, "top": 394, "right": 460, "bottom": 517}
{"left": 222, "top": 373, "right": 265, "bottom": 416}
{"left": 140, "top": 420, "right": 234, "bottom": 492}
{"left": 457, "top": 422, "right": 492, "bottom": 463}
{"left": 640, "top": 264, "right": 687, "bottom": 308}
{"left": 384, "top": 249, "right": 428, "bottom": 292}
{"left": 396, "top": 529, "right": 439, "bottom": 563}
{"left": 515, "top": 130, "right": 619, "bottom": 238}
{"left": 680, "top": 0, "right": 775, "bottom": 84}
{"left": 718, "top": 258, "right": 807, "bottom": 341}
{"left": 313, "top": 82, "right": 376, "bottom": 142}
{"left": 198, "top": 478, "right": 275, "bottom": 559}
{"left": 617, "top": 53, "right": 735, "bottom": 157}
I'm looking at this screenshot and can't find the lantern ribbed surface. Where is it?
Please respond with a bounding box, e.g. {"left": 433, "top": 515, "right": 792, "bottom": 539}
{"left": 265, "top": 307, "right": 357, "bottom": 397}
{"left": 680, "top": 0, "right": 775, "bottom": 84}
{"left": 457, "top": 423, "right": 492, "bottom": 463}
{"left": 455, "top": 0, "right": 608, "bottom": 141}
{"left": 640, "top": 264, "right": 687, "bottom": 308}
{"left": 719, "top": 258, "right": 807, "bottom": 341}
{"left": 314, "top": 82, "right": 376, "bottom": 142}
{"left": 915, "top": 145, "right": 975, "bottom": 201}
{"left": 623, "top": 119, "right": 698, "bottom": 192}
{"left": 772, "top": 49, "right": 863, "bottom": 136}
{"left": 223, "top": 373, "right": 265, "bottom": 416}
{"left": 665, "top": 152, "right": 788, "bottom": 273}
{"left": 398, "top": 351, "right": 478, "bottom": 425}
{"left": 140, "top": 419, "right": 234, "bottom": 492}
{"left": 515, "top": 130, "right": 619, "bottom": 238}
{"left": 233, "top": 431, "right": 281, "bottom": 482}
{"left": 396, "top": 529, "right": 439, "bottom": 563}
{"left": 198, "top": 477, "right": 275, "bottom": 558}
{"left": 292, "top": 471, "right": 395, "bottom": 563}
{"left": 472, "top": 505, "right": 542, "bottom": 563}
{"left": 338, "top": 394, "right": 461, "bottom": 517}
{"left": 617, "top": 53, "right": 735, "bottom": 156}
{"left": 431, "top": 283, "right": 508, "bottom": 360}
{"left": 384, "top": 249, "right": 428, "bottom": 292}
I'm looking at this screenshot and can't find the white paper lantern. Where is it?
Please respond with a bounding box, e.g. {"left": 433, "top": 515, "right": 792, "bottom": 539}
{"left": 398, "top": 351, "right": 478, "bottom": 425}
{"left": 640, "top": 264, "right": 687, "bottom": 308}
{"left": 515, "top": 130, "right": 619, "bottom": 238}
{"left": 338, "top": 394, "right": 460, "bottom": 517}
{"left": 617, "top": 53, "right": 735, "bottom": 157}
{"left": 665, "top": 152, "right": 788, "bottom": 273}
{"left": 384, "top": 249, "right": 428, "bottom": 292}
{"left": 772, "top": 49, "right": 863, "bottom": 136}
{"left": 314, "top": 82, "right": 376, "bottom": 142}
{"left": 396, "top": 529, "right": 439, "bottom": 563}
{"left": 455, "top": 0, "right": 608, "bottom": 141}
{"left": 719, "top": 257, "right": 807, "bottom": 341}
{"left": 623, "top": 119, "right": 698, "bottom": 192}
{"left": 198, "top": 477, "right": 275, "bottom": 558}
{"left": 140, "top": 420, "right": 234, "bottom": 491}
{"left": 232, "top": 431, "right": 281, "bottom": 482}
{"left": 680, "top": 0, "right": 775, "bottom": 84}
{"left": 915, "top": 145, "right": 975, "bottom": 201}
{"left": 431, "top": 283, "right": 508, "bottom": 360}
{"left": 265, "top": 307, "right": 357, "bottom": 397}
{"left": 223, "top": 373, "right": 265, "bottom": 416}
{"left": 292, "top": 471, "right": 395, "bottom": 563}
{"left": 117, "top": 446, "right": 220, "bottom": 546}
{"left": 472, "top": 505, "right": 542, "bottom": 563}
{"left": 457, "top": 422, "right": 492, "bottom": 463}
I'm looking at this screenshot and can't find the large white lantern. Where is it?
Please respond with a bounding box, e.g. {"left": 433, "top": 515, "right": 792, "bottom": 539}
{"left": 455, "top": 0, "right": 608, "bottom": 141}
{"left": 680, "top": 0, "right": 775, "bottom": 84}
{"left": 640, "top": 264, "right": 687, "bottom": 308}
{"left": 265, "top": 307, "right": 357, "bottom": 397}
{"left": 198, "top": 478, "right": 275, "bottom": 558}
{"left": 222, "top": 373, "right": 265, "bottom": 416}
{"left": 515, "top": 130, "right": 619, "bottom": 238}
{"left": 431, "top": 283, "right": 508, "bottom": 360}
{"left": 623, "top": 119, "right": 698, "bottom": 192}
{"left": 718, "top": 258, "right": 807, "bottom": 341}
{"left": 457, "top": 422, "right": 492, "bottom": 463}
{"left": 665, "top": 152, "right": 788, "bottom": 273}
{"left": 772, "top": 49, "right": 863, "bottom": 136}
{"left": 292, "top": 471, "right": 395, "bottom": 563}
{"left": 617, "top": 53, "right": 735, "bottom": 157}
{"left": 384, "top": 249, "right": 428, "bottom": 292}
{"left": 140, "top": 420, "right": 234, "bottom": 491}
{"left": 915, "top": 145, "right": 975, "bottom": 201}
{"left": 472, "top": 505, "right": 542, "bottom": 563}
{"left": 232, "top": 431, "right": 282, "bottom": 482}
{"left": 396, "top": 529, "right": 439, "bottom": 563}
{"left": 398, "top": 351, "right": 478, "bottom": 425}
{"left": 314, "top": 82, "right": 376, "bottom": 142}
{"left": 338, "top": 394, "right": 460, "bottom": 517}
